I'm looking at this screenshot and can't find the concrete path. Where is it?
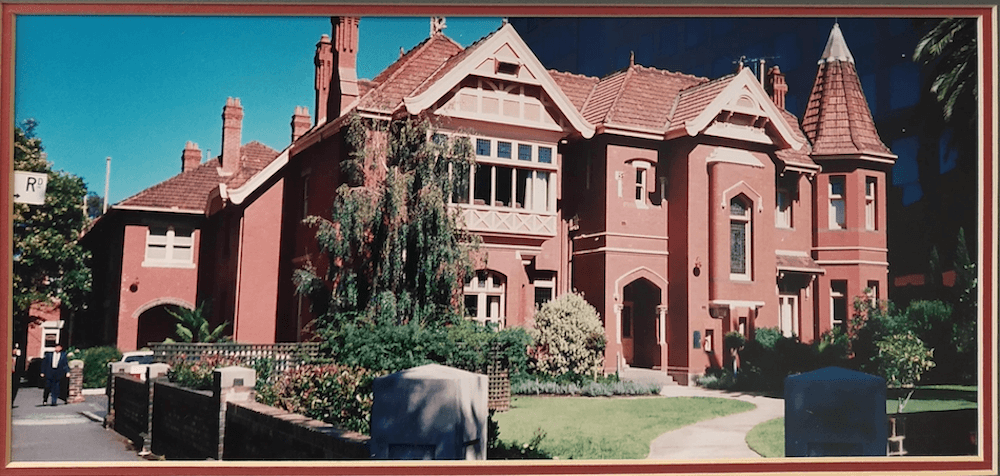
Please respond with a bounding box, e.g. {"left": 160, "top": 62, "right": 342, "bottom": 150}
{"left": 10, "top": 385, "right": 144, "bottom": 462}
{"left": 646, "top": 385, "right": 784, "bottom": 460}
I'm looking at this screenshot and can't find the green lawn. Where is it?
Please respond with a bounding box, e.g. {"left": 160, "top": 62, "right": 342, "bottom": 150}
{"left": 746, "top": 385, "right": 978, "bottom": 458}
{"left": 493, "top": 396, "right": 755, "bottom": 460}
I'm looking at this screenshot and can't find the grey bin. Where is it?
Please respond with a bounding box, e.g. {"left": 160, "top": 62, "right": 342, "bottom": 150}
{"left": 785, "top": 366, "right": 888, "bottom": 457}
{"left": 370, "top": 364, "right": 488, "bottom": 460}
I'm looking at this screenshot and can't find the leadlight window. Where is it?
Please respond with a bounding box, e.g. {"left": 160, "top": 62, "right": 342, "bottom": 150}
{"left": 730, "top": 196, "right": 751, "bottom": 279}
{"left": 518, "top": 144, "right": 532, "bottom": 161}
{"left": 476, "top": 139, "right": 491, "bottom": 156}
{"left": 497, "top": 141, "right": 512, "bottom": 159}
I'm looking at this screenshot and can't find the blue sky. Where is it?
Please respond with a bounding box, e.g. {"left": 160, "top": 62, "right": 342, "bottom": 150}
{"left": 14, "top": 16, "right": 501, "bottom": 203}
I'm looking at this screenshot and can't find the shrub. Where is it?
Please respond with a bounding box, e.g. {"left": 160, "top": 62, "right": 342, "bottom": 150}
{"left": 166, "top": 354, "right": 241, "bottom": 390}
{"left": 875, "top": 332, "right": 935, "bottom": 388}
{"left": 696, "top": 368, "right": 736, "bottom": 390}
{"left": 262, "top": 363, "right": 381, "bottom": 435}
{"left": 528, "top": 293, "right": 606, "bottom": 378}
{"left": 445, "top": 320, "right": 532, "bottom": 380}
{"left": 79, "top": 346, "right": 122, "bottom": 388}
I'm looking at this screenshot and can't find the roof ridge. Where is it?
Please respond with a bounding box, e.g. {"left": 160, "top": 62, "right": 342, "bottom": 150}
{"left": 551, "top": 69, "right": 601, "bottom": 114}
{"left": 604, "top": 64, "right": 637, "bottom": 124}
{"left": 632, "top": 63, "right": 709, "bottom": 83}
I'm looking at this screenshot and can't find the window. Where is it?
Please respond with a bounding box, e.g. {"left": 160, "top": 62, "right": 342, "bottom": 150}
{"left": 776, "top": 188, "right": 792, "bottom": 228}
{"left": 829, "top": 176, "right": 846, "bottom": 229}
{"left": 779, "top": 294, "right": 798, "bottom": 338}
{"left": 464, "top": 271, "right": 506, "bottom": 329}
{"left": 476, "top": 139, "right": 491, "bottom": 156}
{"left": 532, "top": 274, "right": 555, "bottom": 310}
{"left": 865, "top": 177, "right": 877, "bottom": 231}
{"left": 867, "top": 280, "right": 879, "bottom": 306}
{"left": 633, "top": 161, "right": 651, "bottom": 207}
{"left": 730, "top": 196, "right": 752, "bottom": 279}
{"left": 144, "top": 226, "right": 194, "bottom": 267}
{"left": 450, "top": 135, "right": 556, "bottom": 213}
{"left": 831, "top": 280, "right": 848, "bottom": 330}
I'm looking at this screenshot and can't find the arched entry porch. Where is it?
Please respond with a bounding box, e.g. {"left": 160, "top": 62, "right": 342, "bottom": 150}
{"left": 133, "top": 299, "right": 192, "bottom": 349}
{"left": 613, "top": 267, "right": 668, "bottom": 371}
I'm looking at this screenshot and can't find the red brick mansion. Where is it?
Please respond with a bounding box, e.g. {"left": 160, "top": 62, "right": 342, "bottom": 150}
{"left": 82, "top": 18, "right": 893, "bottom": 384}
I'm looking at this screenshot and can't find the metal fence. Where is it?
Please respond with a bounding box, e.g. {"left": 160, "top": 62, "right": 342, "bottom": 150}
{"left": 150, "top": 342, "right": 320, "bottom": 374}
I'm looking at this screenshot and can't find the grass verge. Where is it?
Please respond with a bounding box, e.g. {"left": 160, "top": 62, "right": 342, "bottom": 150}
{"left": 745, "top": 417, "right": 784, "bottom": 458}
{"left": 493, "top": 396, "right": 754, "bottom": 460}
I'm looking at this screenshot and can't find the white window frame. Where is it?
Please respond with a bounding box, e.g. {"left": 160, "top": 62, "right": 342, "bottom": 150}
{"left": 464, "top": 271, "right": 506, "bottom": 329}
{"left": 866, "top": 280, "right": 880, "bottom": 306}
{"left": 532, "top": 275, "right": 556, "bottom": 311}
{"left": 776, "top": 188, "right": 792, "bottom": 229}
{"left": 632, "top": 161, "right": 650, "bottom": 208}
{"left": 831, "top": 280, "right": 848, "bottom": 330}
{"left": 829, "top": 176, "right": 846, "bottom": 230}
{"left": 729, "top": 196, "right": 752, "bottom": 281}
{"left": 778, "top": 293, "right": 799, "bottom": 338}
{"left": 450, "top": 135, "right": 557, "bottom": 214}
{"left": 865, "top": 176, "right": 877, "bottom": 231}
{"left": 143, "top": 225, "right": 195, "bottom": 268}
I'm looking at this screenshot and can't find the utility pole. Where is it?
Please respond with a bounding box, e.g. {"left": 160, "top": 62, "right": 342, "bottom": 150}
{"left": 103, "top": 156, "right": 111, "bottom": 213}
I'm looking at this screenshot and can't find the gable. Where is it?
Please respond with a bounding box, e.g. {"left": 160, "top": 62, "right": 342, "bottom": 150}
{"left": 404, "top": 23, "right": 593, "bottom": 138}
{"left": 671, "top": 68, "right": 803, "bottom": 151}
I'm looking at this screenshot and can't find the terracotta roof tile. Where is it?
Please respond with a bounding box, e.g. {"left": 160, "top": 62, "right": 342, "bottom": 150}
{"left": 605, "top": 65, "right": 707, "bottom": 130}
{"left": 775, "top": 109, "right": 817, "bottom": 169}
{"left": 801, "top": 59, "right": 892, "bottom": 158}
{"left": 117, "top": 141, "right": 279, "bottom": 212}
{"left": 548, "top": 70, "right": 600, "bottom": 113}
{"left": 667, "top": 74, "right": 733, "bottom": 132}
{"left": 357, "top": 34, "right": 464, "bottom": 113}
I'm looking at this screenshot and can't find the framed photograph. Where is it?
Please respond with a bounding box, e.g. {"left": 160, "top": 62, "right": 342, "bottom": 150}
{"left": 3, "top": 3, "right": 996, "bottom": 475}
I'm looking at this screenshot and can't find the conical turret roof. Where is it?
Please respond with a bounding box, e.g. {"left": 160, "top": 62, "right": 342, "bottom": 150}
{"left": 801, "top": 23, "right": 895, "bottom": 160}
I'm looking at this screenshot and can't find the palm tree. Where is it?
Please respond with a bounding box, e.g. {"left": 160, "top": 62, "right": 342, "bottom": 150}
{"left": 913, "top": 18, "right": 977, "bottom": 130}
{"left": 165, "top": 302, "right": 231, "bottom": 343}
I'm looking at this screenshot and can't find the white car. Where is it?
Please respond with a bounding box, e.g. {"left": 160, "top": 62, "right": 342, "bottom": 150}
{"left": 109, "top": 350, "right": 156, "bottom": 381}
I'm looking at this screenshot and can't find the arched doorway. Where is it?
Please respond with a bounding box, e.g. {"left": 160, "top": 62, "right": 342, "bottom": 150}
{"left": 136, "top": 304, "right": 184, "bottom": 348}
{"left": 623, "top": 279, "right": 662, "bottom": 368}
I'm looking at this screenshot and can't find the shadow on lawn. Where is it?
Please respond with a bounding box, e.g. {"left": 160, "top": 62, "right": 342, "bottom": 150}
{"left": 886, "top": 386, "right": 977, "bottom": 403}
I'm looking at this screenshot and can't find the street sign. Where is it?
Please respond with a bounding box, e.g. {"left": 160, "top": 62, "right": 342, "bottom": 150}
{"left": 13, "top": 171, "right": 48, "bottom": 205}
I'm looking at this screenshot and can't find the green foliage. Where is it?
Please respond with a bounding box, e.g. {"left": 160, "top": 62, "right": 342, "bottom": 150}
{"left": 512, "top": 377, "right": 660, "bottom": 396}
{"left": 488, "top": 411, "right": 551, "bottom": 459}
{"left": 259, "top": 363, "right": 380, "bottom": 435}
{"left": 80, "top": 346, "right": 122, "bottom": 388}
{"left": 528, "top": 293, "right": 606, "bottom": 378}
{"left": 696, "top": 368, "right": 737, "bottom": 390}
{"left": 724, "top": 331, "right": 746, "bottom": 351}
{"left": 913, "top": 18, "right": 977, "bottom": 127}
{"left": 875, "top": 333, "right": 936, "bottom": 388}
{"left": 446, "top": 320, "right": 532, "bottom": 380}
{"left": 735, "top": 327, "right": 847, "bottom": 391}
{"left": 754, "top": 327, "right": 783, "bottom": 350}
{"left": 166, "top": 354, "right": 241, "bottom": 390}
{"left": 164, "top": 301, "right": 230, "bottom": 343}
{"left": 298, "top": 115, "right": 477, "bottom": 345}
{"left": 12, "top": 120, "right": 92, "bottom": 337}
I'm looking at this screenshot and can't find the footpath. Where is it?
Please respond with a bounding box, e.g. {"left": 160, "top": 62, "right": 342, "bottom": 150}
{"left": 10, "top": 385, "right": 144, "bottom": 462}
{"left": 619, "top": 367, "right": 784, "bottom": 460}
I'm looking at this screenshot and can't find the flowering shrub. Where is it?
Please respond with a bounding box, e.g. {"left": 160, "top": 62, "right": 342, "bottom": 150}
{"left": 262, "top": 363, "right": 381, "bottom": 435}
{"left": 528, "top": 293, "right": 606, "bottom": 378}
{"left": 876, "top": 332, "right": 935, "bottom": 388}
{"left": 166, "top": 354, "right": 241, "bottom": 390}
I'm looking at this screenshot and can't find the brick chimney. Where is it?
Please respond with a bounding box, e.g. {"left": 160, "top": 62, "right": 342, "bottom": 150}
{"left": 766, "top": 65, "right": 788, "bottom": 110}
{"left": 330, "top": 16, "right": 359, "bottom": 118}
{"left": 181, "top": 141, "right": 202, "bottom": 173}
{"left": 291, "top": 106, "right": 311, "bottom": 142}
{"left": 221, "top": 97, "right": 243, "bottom": 176}
{"left": 314, "top": 33, "right": 332, "bottom": 123}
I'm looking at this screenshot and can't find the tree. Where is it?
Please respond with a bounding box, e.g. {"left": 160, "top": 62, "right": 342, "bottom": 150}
{"left": 913, "top": 18, "right": 977, "bottom": 130}
{"left": 164, "top": 302, "right": 230, "bottom": 343}
{"left": 12, "top": 120, "right": 92, "bottom": 342}
{"left": 295, "top": 115, "right": 476, "bottom": 361}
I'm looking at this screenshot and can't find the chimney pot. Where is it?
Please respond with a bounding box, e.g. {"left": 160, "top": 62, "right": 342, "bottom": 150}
{"left": 766, "top": 65, "right": 788, "bottom": 111}
{"left": 221, "top": 97, "right": 244, "bottom": 176}
{"left": 181, "top": 141, "right": 203, "bottom": 173}
{"left": 291, "top": 106, "right": 312, "bottom": 142}
{"left": 329, "top": 17, "right": 360, "bottom": 118}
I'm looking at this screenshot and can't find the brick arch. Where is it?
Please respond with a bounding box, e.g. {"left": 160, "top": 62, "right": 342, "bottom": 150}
{"left": 131, "top": 297, "right": 194, "bottom": 320}
{"left": 613, "top": 266, "right": 668, "bottom": 303}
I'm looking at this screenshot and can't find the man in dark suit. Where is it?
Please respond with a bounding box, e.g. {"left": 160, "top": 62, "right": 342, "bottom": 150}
{"left": 40, "top": 343, "right": 70, "bottom": 406}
